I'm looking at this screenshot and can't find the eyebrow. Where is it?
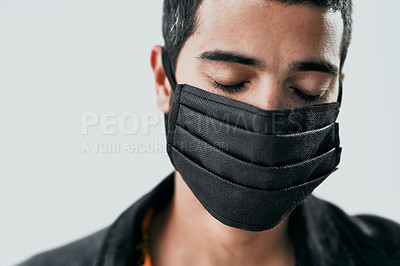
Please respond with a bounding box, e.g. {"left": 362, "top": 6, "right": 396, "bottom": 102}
{"left": 290, "top": 59, "right": 339, "bottom": 76}
{"left": 197, "top": 50, "right": 339, "bottom": 76}
{"left": 197, "top": 50, "right": 263, "bottom": 68}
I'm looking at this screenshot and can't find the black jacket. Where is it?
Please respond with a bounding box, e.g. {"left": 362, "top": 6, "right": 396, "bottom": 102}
{"left": 17, "top": 172, "right": 400, "bottom": 266}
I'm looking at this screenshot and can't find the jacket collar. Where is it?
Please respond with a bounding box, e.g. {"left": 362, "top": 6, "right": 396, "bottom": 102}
{"left": 95, "top": 172, "right": 174, "bottom": 266}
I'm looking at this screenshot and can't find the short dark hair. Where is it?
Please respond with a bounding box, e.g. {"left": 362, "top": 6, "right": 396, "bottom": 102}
{"left": 162, "top": 0, "right": 352, "bottom": 73}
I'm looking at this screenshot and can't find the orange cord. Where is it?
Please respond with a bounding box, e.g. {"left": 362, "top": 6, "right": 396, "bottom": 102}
{"left": 136, "top": 208, "right": 154, "bottom": 266}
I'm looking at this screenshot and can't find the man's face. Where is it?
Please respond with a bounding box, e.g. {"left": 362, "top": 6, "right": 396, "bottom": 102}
{"left": 174, "top": 0, "right": 344, "bottom": 110}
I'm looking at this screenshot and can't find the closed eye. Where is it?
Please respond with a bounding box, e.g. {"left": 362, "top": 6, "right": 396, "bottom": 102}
{"left": 290, "top": 86, "right": 325, "bottom": 103}
{"left": 212, "top": 80, "right": 249, "bottom": 93}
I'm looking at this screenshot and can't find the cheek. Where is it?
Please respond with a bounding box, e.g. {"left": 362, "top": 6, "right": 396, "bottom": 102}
{"left": 325, "top": 76, "right": 340, "bottom": 102}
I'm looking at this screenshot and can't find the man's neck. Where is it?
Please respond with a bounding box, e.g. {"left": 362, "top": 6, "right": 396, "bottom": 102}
{"left": 149, "top": 171, "right": 295, "bottom": 266}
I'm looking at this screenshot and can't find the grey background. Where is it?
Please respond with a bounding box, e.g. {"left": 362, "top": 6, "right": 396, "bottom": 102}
{"left": 0, "top": 0, "right": 399, "bottom": 265}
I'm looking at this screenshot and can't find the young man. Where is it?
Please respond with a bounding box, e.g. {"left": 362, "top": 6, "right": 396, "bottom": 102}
{"left": 18, "top": 1, "right": 400, "bottom": 265}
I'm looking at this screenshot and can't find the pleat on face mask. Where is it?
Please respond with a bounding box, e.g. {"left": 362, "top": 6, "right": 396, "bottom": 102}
{"left": 173, "top": 124, "right": 341, "bottom": 190}
{"left": 175, "top": 100, "right": 339, "bottom": 166}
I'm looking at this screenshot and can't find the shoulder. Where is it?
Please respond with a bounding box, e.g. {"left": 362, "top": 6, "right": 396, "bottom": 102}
{"left": 16, "top": 228, "right": 109, "bottom": 266}
{"left": 349, "top": 214, "right": 400, "bottom": 262}
{"left": 315, "top": 196, "right": 400, "bottom": 264}
{"left": 16, "top": 173, "right": 175, "bottom": 266}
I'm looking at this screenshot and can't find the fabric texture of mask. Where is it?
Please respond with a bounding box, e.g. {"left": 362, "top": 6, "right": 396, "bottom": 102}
{"left": 162, "top": 49, "right": 342, "bottom": 231}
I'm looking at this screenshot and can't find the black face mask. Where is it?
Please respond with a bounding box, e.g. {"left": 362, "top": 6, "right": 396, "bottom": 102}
{"left": 162, "top": 49, "right": 342, "bottom": 231}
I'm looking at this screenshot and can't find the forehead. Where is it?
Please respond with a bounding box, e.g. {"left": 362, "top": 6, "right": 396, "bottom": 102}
{"left": 188, "top": 0, "right": 343, "bottom": 66}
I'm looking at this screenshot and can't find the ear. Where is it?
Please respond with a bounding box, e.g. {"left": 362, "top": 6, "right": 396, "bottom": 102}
{"left": 341, "top": 73, "right": 345, "bottom": 82}
{"left": 150, "top": 45, "right": 173, "bottom": 114}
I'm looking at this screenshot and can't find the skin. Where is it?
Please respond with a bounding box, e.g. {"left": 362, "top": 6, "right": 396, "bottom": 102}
{"left": 150, "top": 1, "right": 344, "bottom": 265}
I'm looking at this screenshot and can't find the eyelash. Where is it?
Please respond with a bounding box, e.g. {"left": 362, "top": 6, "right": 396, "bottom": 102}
{"left": 212, "top": 81, "right": 249, "bottom": 93}
{"left": 212, "top": 81, "right": 323, "bottom": 103}
{"left": 290, "top": 87, "right": 323, "bottom": 103}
